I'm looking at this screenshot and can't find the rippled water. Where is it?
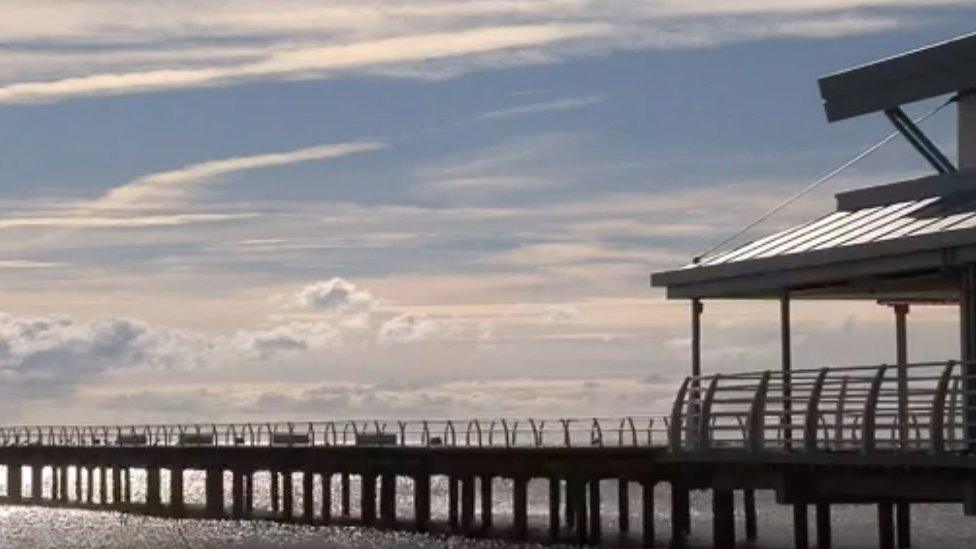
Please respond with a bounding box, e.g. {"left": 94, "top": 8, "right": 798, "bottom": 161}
{"left": 0, "top": 469, "right": 974, "bottom": 548}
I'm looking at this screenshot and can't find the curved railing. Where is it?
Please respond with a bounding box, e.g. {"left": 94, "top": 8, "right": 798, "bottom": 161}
{"left": 668, "top": 360, "right": 976, "bottom": 454}
{"left": 0, "top": 416, "right": 667, "bottom": 449}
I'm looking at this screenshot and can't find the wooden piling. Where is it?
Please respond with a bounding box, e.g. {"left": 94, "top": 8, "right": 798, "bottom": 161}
{"left": 816, "top": 502, "right": 832, "bottom": 549}
{"left": 146, "top": 466, "right": 161, "bottom": 509}
{"left": 244, "top": 472, "right": 254, "bottom": 518}
{"left": 566, "top": 478, "right": 576, "bottom": 530}
{"left": 123, "top": 467, "right": 131, "bottom": 503}
{"left": 361, "top": 473, "right": 377, "bottom": 526}
{"left": 282, "top": 471, "right": 294, "bottom": 521}
{"left": 86, "top": 467, "right": 93, "bottom": 504}
{"left": 170, "top": 468, "right": 184, "bottom": 518}
{"left": 481, "top": 475, "right": 493, "bottom": 533}
{"left": 619, "top": 478, "right": 630, "bottom": 533}
{"left": 744, "top": 488, "right": 758, "bottom": 541}
{"left": 232, "top": 470, "right": 245, "bottom": 519}
{"left": 794, "top": 503, "right": 809, "bottom": 549}
{"left": 99, "top": 466, "right": 107, "bottom": 505}
{"left": 448, "top": 476, "right": 459, "bottom": 528}
{"left": 8, "top": 464, "right": 21, "bottom": 500}
{"left": 671, "top": 482, "right": 689, "bottom": 541}
{"left": 549, "top": 477, "right": 561, "bottom": 541}
{"left": 381, "top": 473, "right": 397, "bottom": 528}
{"left": 205, "top": 467, "right": 223, "bottom": 518}
{"left": 713, "top": 488, "right": 735, "bottom": 549}
{"left": 271, "top": 471, "right": 280, "bottom": 513}
{"left": 74, "top": 465, "right": 82, "bottom": 502}
{"left": 460, "top": 475, "right": 475, "bottom": 534}
{"left": 340, "top": 472, "right": 350, "bottom": 516}
{"left": 879, "top": 502, "right": 895, "bottom": 549}
{"left": 642, "top": 479, "right": 655, "bottom": 548}
{"left": 111, "top": 467, "right": 122, "bottom": 506}
{"left": 513, "top": 476, "right": 528, "bottom": 541}
{"left": 414, "top": 474, "right": 430, "bottom": 532}
{"left": 303, "top": 471, "right": 315, "bottom": 524}
{"left": 59, "top": 466, "right": 68, "bottom": 502}
{"left": 320, "top": 472, "right": 332, "bottom": 525}
{"left": 589, "top": 478, "right": 602, "bottom": 543}
{"left": 896, "top": 502, "right": 911, "bottom": 548}
{"left": 574, "top": 479, "right": 588, "bottom": 545}
{"left": 31, "top": 464, "right": 42, "bottom": 500}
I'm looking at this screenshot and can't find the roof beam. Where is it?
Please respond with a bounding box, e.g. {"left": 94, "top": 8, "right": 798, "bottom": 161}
{"left": 884, "top": 106, "right": 956, "bottom": 174}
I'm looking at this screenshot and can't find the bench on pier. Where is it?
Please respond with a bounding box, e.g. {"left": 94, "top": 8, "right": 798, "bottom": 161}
{"left": 355, "top": 433, "right": 397, "bottom": 446}
{"left": 178, "top": 433, "right": 215, "bottom": 446}
{"left": 116, "top": 434, "right": 148, "bottom": 446}
{"left": 271, "top": 433, "right": 310, "bottom": 446}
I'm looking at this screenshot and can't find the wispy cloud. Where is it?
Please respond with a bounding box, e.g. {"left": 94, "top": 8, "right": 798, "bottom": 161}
{"left": 0, "top": 260, "right": 64, "bottom": 269}
{"left": 0, "top": 213, "right": 258, "bottom": 230}
{"left": 476, "top": 94, "right": 606, "bottom": 120}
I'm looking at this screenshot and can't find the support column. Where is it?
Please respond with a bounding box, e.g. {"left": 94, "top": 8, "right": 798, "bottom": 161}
{"left": 414, "top": 474, "right": 430, "bottom": 532}
{"left": 244, "top": 472, "right": 254, "bottom": 518}
{"left": 123, "top": 467, "right": 131, "bottom": 503}
{"left": 146, "top": 466, "right": 161, "bottom": 510}
{"left": 232, "top": 470, "right": 245, "bottom": 519}
{"left": 86, "top": 466, "right": 93, "bottom": 504}
{"left": 671, "top": 481, "right": 690, "bottom": 541}
{"left": 513, "top": 477, "right": 528, "bottom": 541}
{"left": 549, "top": 477, "right": 560, "bottom": 541}
{"left": 712, "top": 488, "right": 735, "bottom": 549}
{"left": 566, "top": 478, "right": 576, "bottom": 530}
{"left": 170, "top": 468, "right": 184, "bottom": 518}
{"left": 31, "top": 464, "right": 42, "bottom": 500}
{"left": 959, "top": 89, "right": 976, "bottom": 170}
{"left": 111, "top": 467, "right": 122, "bottom": 506}
{"left": 7, "top": 464, "right": 21, "bottom": 500}
{"left": 894, "top": 303, "right": 910, "bottom": 449}
{"left": 320, "top": 472, "right": 332, "bottom": 525}
{"left": 642, "top": 479, "right": 655, "bottom": 548}
{"left": 744, "top": 488, "right": 758, "bottom": 541}
{"left": 481, "top": 475, "right": 493, "bottom": 533}
{"left": 960, "top": 266, "right": 976, "bottom": 448}
{"left": 303, "top": 471, "right": 315, "bottom": 524}
{"left": 59, "top": 466, "right": 68, "bottom": 502}
{"left": 897, "top": 502, "right": 911, "bottom": 548}
{"left": 271, "top": 471, "right": 280, "bottom": 513}
{"left": 74, "top": 465, "right": 82, "bottom": 502}
{"left": 361, "top": 473, "right": 376, "bottom": 526}
{"left": 99, "top": 466, "right": 107, "bottom": 505}
{"left": 381, "top": 473, "right": 396, "bottom": 528}
{"left": 690, "top": 298, "right": 704, "bottom": 445}
{"left": 205, "top": 467, "right": 224, "bottom": 518}
{"left": 574, "top": 479, "right": 588, "bottom": 545}
{"left": 794, "top": 502, "right": 809, "bottom": 549}
{"left": 50, "top": 466, "right": 58, "bottom": 500}
{"left": 589, "top": 479, "right": 602, "bottom": 544}
{"left": 460, "top": 475, "right": 475, "bottom": 534}
{"left": 340, "top": 472, "right": 350, "bottom": 517}
{"left": 879, "top": 502, "right": 895, "bottom": 549}
{"left": 782, "top": 292, "right": 793, "bottom": 447}
{"left": 618, "top": 478, "right": 630, "bottom": 533}
{"left": 448, "top": 476, "right": 459, "bottom": 529}
{"left": 282, "top": 471, "right": 294, "bottom": 521}
{"left": 816, "top": 502, "right": 832, "bottom": 549}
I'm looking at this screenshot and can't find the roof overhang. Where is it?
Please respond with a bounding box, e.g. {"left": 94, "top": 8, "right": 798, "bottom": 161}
{"left": 819, "top": 31, "right": 976, "bottom": 122}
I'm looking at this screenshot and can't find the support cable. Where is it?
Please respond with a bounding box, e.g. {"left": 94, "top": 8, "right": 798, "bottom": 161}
{"left": 693, "top": 95, "right": 958, "bottom": 264}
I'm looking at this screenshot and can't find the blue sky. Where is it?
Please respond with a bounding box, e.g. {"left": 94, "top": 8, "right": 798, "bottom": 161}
{"left": 0, "top": 1, "right": 973, "bottom": 423}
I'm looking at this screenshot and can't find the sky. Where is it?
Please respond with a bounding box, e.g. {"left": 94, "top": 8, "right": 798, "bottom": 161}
{"left": 0, "top": 0, "right": 974, "bottom": 425}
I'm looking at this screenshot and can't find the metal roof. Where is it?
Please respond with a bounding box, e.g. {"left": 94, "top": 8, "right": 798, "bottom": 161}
{"left": 819, "top": 31, "right": 976, "bottom": 122}
{"left": 651, "top": 170, "right": 976, "bottom": 299}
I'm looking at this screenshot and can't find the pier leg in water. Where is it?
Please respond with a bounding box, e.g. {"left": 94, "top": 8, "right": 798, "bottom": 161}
{"left": 8, "top": 464, "right": 21, "bottom": 501}
{"left": 575, "top": 479, "right": 589, "bottom": 545}
{"left": 448, "top": 476, "right": 459, "bottom": 529}
{"left": 879, "top": 502, "right": 895, "bottom": 549}
{"left": 744, "top": 488, "right": 758, "bottom": 541}
{"left": 619, "top": 479, "right": 630, "bottom": 533}
{"left": 381, "top": 473, "right": 396, "bottom": 528}
{"left": 74, "top": 465, "right": 82, "bottom": 502}
{"left": 566, "top": 478, "right": 576, "bottom": 530}
{"left": 146, "top": 466, "right": 161, "bottom": 510}
{"left": 589, "top": 478, "right": 602, "bottom": 544}
{"left": 671, "top": 481, "right": 690, "bottom": 542}
{"left": 896, "top": 502, "right": 911, "bottom": 548}
{"left": 282, "top": 471, "right": 294, "bottom": 521}
{"left": 794, "top": 503, "right": 809, "bottom": 549}
{"left": 816, "top": 502, "right": 831, "bottom": 549}
{"left": 86, "top": 467, "right": 93, "bottom": 504}
{"left": 31, "top": 464, "right": 42, "bottom": 501}
{"left": 303, "top": 471, "right": 315, "bottom": 524}
{"left": 271, "top": 471, "right": 280, "bottom": 513}
{"left": 712, "top": 488, "right": 735, "bottom": 549}
{"left": 414, "top": 474, "right": 430, "bottom": 533}
{"left": 340, "top": 472, "right": 350, "bottom": 517}
{"left": 513, "top": 476, "right": 528, "bottom": 541}
{"left": 244, "top": 472, "right": 254, "bottom": 519}
{"left": 320, "top": 473, "right": 331, "bottom": 525}
{"left": 111, "top": 467, "right": 121, "bottom": 506}
{"left": 361, "top": 473, "right": 376, "bottom": 526}
{"left": 460, "top": 475, "right": 475, "bottom": 534}
{"left": 642, "top": 479, "right": 655, "bottom": 548}
{"left": 59, "top": 466, "right": 68, "bottom": 502}
{"left": 481, "top": 475, "right": 493, "bottom": 534}
{"left": 549, "top": 477, "right": 560, "bottom": 541}
{"left": 170, "top": 468, "right": 184, "bottom": 518}
{"left": 124, "top": 467, "right": 131, "bottom": 503}
{"left": 205, "top": 467, "right": 224, "bottom": 519}
{"left": 232, "top": 470, "right": 245, "bottom": 519}
{"left": 99, "top": 466, "right": 107, "bottom": 505}
{"left": 50, "top": 466, "right": 58, "bottom": 499}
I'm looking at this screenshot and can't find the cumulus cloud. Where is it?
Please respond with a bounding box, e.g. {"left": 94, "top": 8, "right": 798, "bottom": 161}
{"left": 378, "top": 312, "right": 460, "bottom": 344}
{"left": 297, "top": 278, "right": 378, "bottom": 314}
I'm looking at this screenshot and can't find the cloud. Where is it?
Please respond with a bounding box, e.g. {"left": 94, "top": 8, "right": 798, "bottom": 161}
{"left": 476, "top": 94, "right": 606, "bottom": 120}
{"left": 378, "top": 312, "right": 460, "bottom": 344}
{"left": 545, "top": 304, "right": 584, "bottom": 325}
{"left": 94, "top": 141, "right": 386, "bottom": 211}
{"left": 297, "top": 278, "right": 378, "bottom": 314}
{"left": 0, "top": 260, "right": 64, "bottom": 269}
{"left": 0, "top": 213, "right": 257, "bottom": 229}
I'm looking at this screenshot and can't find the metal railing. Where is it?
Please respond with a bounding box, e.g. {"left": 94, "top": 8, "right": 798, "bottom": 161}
{"left": 668, "top": 360, "right": 976, "bottom": 454}
{"left": 0, "top": 416, "right": 667, "bottom": 449}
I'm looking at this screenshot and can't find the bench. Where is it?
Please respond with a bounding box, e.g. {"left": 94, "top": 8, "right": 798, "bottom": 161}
{"left": 355, "top": 433, "right": 397, "bottom": 446}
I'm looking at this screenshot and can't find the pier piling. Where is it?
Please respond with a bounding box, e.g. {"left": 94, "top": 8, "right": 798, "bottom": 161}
{"left": 618, "top": 479, "right": 630, "bottom": 533}
{"left": 480, "top": 475, "right": 493, "bottom": 533}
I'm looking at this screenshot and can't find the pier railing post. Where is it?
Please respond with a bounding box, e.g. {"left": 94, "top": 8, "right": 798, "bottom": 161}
{"left": 669, "top": 378, "right": 691, "bottom": 452}
{"left": 931, "top": 361, "right": 956, "bottom": 453}
{"left": 862, "top": 366, "right": 888, "bottom": 454}
{"left": 804, "top": 368, "right": 829, "bottom": 453}
{"left": 748, "top": 371, "right": 772, "bottom": 452}
{"left": 698, "top": 376, "right": 721, "bottom": 450}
